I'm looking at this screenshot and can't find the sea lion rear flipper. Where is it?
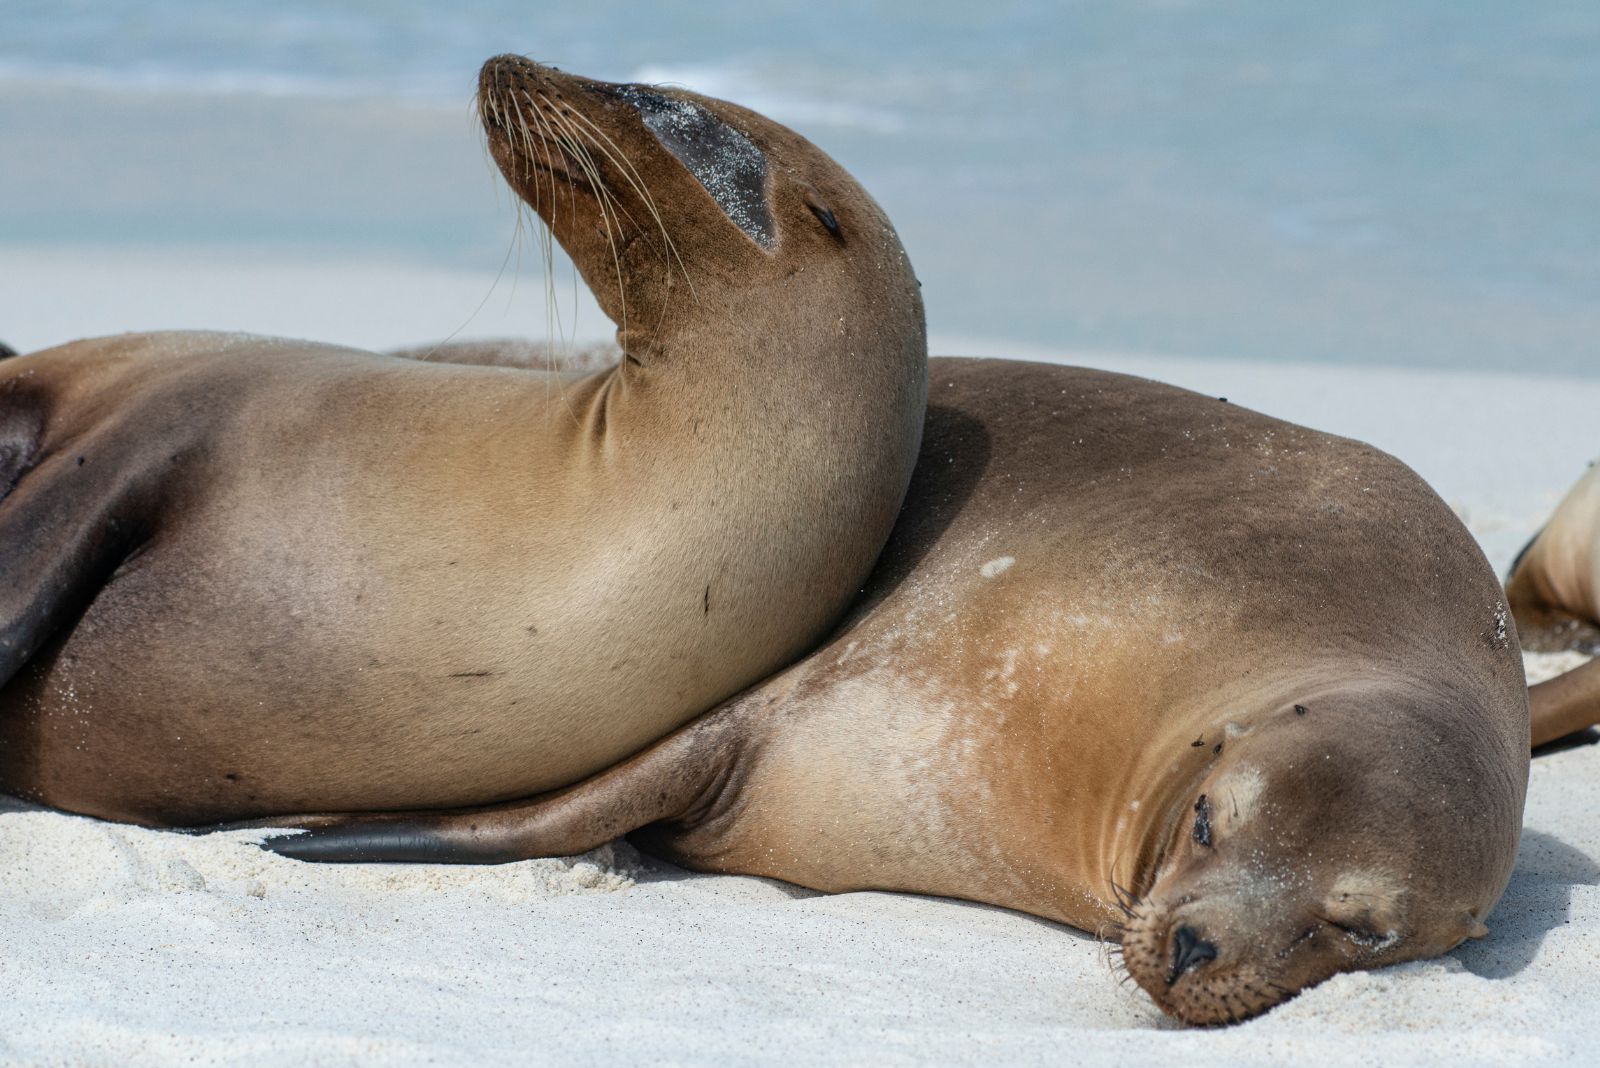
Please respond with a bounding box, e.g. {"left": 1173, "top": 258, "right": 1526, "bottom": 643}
{"left": 256, "top": 710, "right": 747, "bottom": 863}
{"left": 1529, "top": 658, "right": 1600, "bottom": 749}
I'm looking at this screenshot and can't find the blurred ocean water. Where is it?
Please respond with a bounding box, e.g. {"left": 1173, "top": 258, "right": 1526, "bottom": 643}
{"left": 1, "top": 1, "right": 1596, "bottom": 374}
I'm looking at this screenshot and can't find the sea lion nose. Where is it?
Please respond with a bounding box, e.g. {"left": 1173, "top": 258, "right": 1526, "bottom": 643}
{"left": 1168, "top": 924, "right": 1218, "bottom": 984}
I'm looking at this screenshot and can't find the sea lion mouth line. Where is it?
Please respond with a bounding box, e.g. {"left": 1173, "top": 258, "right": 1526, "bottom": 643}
{"left": 524, "top": 154, "right": 597, "bottom": 196}
{"left": 481, "top": 90, "right": 612, "bottom": 208}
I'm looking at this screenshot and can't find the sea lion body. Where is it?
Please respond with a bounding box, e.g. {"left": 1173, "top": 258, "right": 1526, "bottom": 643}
{"left": 267, "top": 359, "right": 1529, "bottom": 1024}
{"left": 1507, "top": 462, "right": 1600, "bottom": 745}
{"left": 0, "top": 57, "right": 927, "bottom": 824}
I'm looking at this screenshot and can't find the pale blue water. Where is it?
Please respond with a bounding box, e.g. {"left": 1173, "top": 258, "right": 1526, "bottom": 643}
{"left": 2, "top": 2, "right": 1597, "bottom": 374}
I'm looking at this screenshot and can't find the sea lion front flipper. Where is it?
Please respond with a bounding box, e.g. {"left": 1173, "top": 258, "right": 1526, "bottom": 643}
{"left": 256, "top": 710, "right": 748, "bottom": 863}
{"left": 0, "top": 426, "right": 166, "bottom": 690}
{"left": 1529, "top": 658, "right": 1600, "bottom": 749}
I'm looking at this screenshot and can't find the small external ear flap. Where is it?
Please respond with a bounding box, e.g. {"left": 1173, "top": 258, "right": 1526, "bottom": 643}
{"left": 1460, "top": 911, "right": 1490, "bottom": 940}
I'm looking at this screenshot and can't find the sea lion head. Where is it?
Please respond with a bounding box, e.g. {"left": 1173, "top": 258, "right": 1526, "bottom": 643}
{"left": 476, "top": 54, "right": 923, "bottom": 363}
{"left": 1118, "top": 682, "right": 1521, "bottom": 1025}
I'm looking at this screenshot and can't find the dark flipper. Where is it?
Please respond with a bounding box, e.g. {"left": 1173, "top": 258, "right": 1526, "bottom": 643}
{"left": 255, "top": 710, "right": 746, "bottom": 863}
{"left": 0, "top": 415, "right": 169, "bottom": 690}
{"left": 0, "top": 342, "right": 17, "bottom": 361}
{"left": 1530, "top": 658, "right": 1600, "bottom": 750}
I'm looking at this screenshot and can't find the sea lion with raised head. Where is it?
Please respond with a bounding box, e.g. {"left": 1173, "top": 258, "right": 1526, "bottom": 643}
{"left": 0, "top": 55, "right": 926, "bottom": 823}
{"left": 1506, "top": 461, "right": 1600, "bottom": 746}
{"left": 260, "top": 358, "right": 1528, "bottom": 1026}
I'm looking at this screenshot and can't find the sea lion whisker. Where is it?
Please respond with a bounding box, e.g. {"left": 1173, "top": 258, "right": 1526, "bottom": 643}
{"left": 1107, "top": 875, "right": 1142, "bottom": 920}
{"left": 556, "top": 100, "right": 696, "bottom": 299}
{"left": 506, "top": 89, "right": 538, "bottom": 192}
{"left": 548, "top": 108, "right": 682, "bottom": 358}
{"left": 403, "top": 95, "right": 525, "bottom": 365}
{"left": 510, "top": 88, "right": 569, "bottom": 366}
{"left": 536, "top": 93, "right": 648, "bottom": 237}
{"left": 414, "top": 219, "right": 526, "bottom": 365}
{"left": 522, "top": 102, "right": 583, "bottom": 357}
{"left": 514, "top": 96, "right": 583, "bottom": 381}
{"left": 555, "top": 104, "right": 674, "bottom": 224}
{"left": 539, "top": 104, "right": 632, "bottom": 337}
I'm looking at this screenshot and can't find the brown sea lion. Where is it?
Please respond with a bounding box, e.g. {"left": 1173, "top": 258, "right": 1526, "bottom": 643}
{"left": 1506, "top": 461, "right": 1600, "bottom": 746}
{"left": 257, "top": 358, "right": 1528, "bottom": 1026}
{"left": 0, "top": 55, "right": 927, "bottom": 822}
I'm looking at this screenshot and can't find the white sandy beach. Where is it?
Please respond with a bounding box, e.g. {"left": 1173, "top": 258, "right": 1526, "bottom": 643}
{"left": 0, "top": 249, "right": 1595, "bottom": 1066}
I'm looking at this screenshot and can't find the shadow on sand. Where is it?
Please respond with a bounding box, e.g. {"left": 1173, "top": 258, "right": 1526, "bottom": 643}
{"left": 1454, "top": 827, "right": 1598, "bottom": 980}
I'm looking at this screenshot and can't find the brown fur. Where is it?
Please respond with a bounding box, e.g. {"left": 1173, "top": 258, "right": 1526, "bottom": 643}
{"left": 0, "top": 56, "right": 926, "bottom": 824}
{"left": 1506, "top": 462, "right": 1600, "bottom": 746}
{"left": 264, "top": 359, "right": 1528, "bottom": 1026}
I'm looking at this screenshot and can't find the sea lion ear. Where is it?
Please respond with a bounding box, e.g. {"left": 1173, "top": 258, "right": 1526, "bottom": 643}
{"left": 1459, "top": 912, "right": 1490, "bottom": 940}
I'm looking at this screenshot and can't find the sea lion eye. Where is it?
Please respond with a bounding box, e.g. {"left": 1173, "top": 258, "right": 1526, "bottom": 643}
{"left": 1192, "top": 795, "right": 1212, "bottom": 847}
{"left": 1327, "top": 919, "right": 1394, "bottom": 951}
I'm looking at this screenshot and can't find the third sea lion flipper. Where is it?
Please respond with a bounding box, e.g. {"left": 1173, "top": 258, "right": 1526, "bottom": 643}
{"left": 1529, "top": 658, "right": 1600, "bottom": 749}
{"left": 256, "top": 710, "right": 749, "bottom": 863}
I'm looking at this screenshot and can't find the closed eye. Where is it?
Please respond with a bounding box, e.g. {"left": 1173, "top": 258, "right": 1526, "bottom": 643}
{"left": 809, "top": 203, "right": 843, "bottom": 242}
{"left": 1321, "top": 916, "right": 1399, "bottom": 952}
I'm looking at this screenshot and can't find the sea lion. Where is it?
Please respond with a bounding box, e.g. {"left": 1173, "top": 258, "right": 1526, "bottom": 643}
{"left": 256, "top": 358, "right": 1529, "bottom": 1026}
{"left": 0, "top": 55, "right": 927, "bottom": 823}
{"left": 1506, "top": 461, "right": 1600, "bottom": 746}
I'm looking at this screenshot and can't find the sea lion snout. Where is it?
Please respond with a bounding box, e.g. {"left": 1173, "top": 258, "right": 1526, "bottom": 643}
{"left": 1123, "top": 876, "right": 1374, "bottom": 1025}
{"left": 1121, "top": 893, "right": 1292, "bottom": 1025}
